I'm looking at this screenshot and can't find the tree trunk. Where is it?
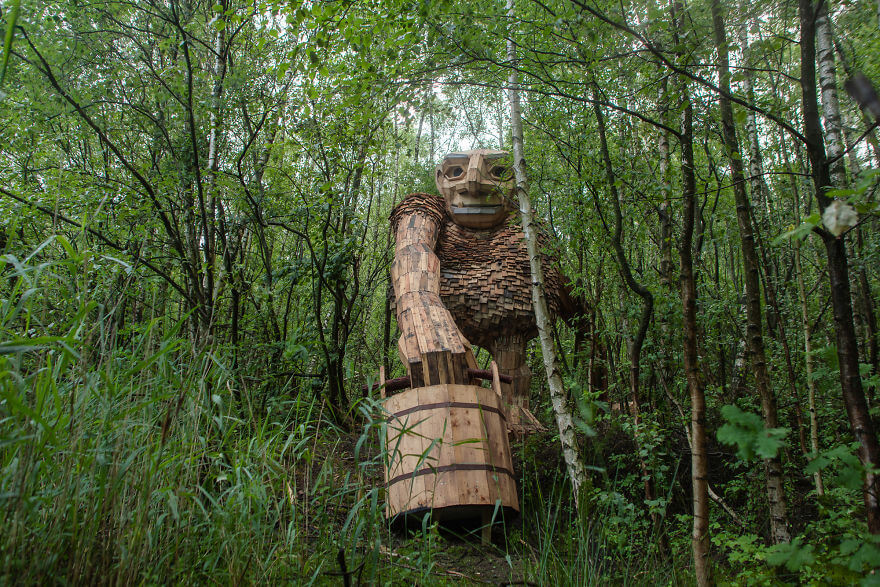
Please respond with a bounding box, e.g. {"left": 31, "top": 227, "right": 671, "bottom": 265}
{"left": 664, "top": 0, "right": 712, "bottom": 579}
{"left": 739, "top": 24, "right": 809, "bottom": 457}
{"left": 658, "top": 78, "right": 675, "bottom": 292}
{"left": 507, "top": 0, "right": 587, "bottom": 502}
{"left": 800, "top": 0, "right": 880, "bottom": 533}
{"left": 738, "top": 21, "right": 772, "bottom": 223}
{"left": 856, "top": 229, "right": 879, "bottom": 378}
{"left": 682, "top": 93, "right": 710, "bottom": 587}
{"left": 592, "top": 85, "right": 666, "bottom": 554}
{"left": 671, "top": 0, "right": 710, "bottom": 578}
{"left": 816, "top": 4, "right": 847, "bottom": 188}
{"left": 711, "top": 0, "right": 791, "bottom": 544}
{"left": 795, "top": 243, "right": 825, "bottom": 495}
{"left": 842, "top": 123, "right": 880, "bottom": 380}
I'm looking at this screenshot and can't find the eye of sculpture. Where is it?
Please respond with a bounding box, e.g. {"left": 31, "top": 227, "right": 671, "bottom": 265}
{"left": 447, "top": 166, "right": 464, "bottom": 178}
{"left": 490, "top": 165, "right": 510, "bottom": 180}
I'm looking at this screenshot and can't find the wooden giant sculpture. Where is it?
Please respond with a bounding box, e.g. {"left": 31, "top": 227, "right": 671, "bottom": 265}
{"left": 390, "top": 149, "right": 574, "bottom": 431}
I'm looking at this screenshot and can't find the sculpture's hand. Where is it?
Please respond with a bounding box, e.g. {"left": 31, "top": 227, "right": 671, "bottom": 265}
{"left": 396, "top": 296, "right": 476, "bottom": 387}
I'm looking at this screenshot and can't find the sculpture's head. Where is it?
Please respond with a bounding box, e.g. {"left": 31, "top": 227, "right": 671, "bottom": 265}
{"left": 435, "top": 149, "right": 515, "bottom": 228}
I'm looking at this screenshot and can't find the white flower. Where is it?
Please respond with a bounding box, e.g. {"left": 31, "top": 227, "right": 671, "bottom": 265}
{"left": 822, "top": 200, "right": 858, "bottom": 237}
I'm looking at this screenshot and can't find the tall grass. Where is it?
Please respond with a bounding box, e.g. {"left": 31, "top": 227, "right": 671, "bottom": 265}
{"left": 0, "top": 238, "right": 389, "bottom": 583}
{"left": 0, "top": 238, "right": 684, "bottom": 584}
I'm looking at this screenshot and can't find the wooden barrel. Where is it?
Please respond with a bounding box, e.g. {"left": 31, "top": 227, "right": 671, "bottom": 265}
{"left": 383, "top": 383, "right": 519, "bottom": 521}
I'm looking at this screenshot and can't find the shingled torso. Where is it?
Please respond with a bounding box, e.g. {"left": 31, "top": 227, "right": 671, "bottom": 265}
{"left": 391, "top": 193, "right": 566, "bottom": 349}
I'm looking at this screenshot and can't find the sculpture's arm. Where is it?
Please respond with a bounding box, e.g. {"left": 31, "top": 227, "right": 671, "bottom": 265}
{"left": 391, "top": 212, "right": 476, "bottom": 387}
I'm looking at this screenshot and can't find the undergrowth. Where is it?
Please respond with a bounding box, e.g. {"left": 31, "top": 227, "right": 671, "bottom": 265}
{"left": 5, "top": 237, "right": 871, "bottom": 585}
{"left": 0, "top": 237, "right": 681, "bottom": 584}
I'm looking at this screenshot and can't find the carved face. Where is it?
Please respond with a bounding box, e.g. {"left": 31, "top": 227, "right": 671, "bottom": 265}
{"left": 435, "top": 149, "right": 515, "bottom": 228}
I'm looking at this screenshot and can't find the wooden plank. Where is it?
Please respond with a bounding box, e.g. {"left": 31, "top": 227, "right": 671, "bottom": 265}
{"left": 424, "top": 352, "right": 440, "bottom": 387}
{"left": 456, "top": 385, "right": 488, "bottom": 508}
{"left": 435, "top": 390, "right": 456, "bottom": 509}
{"left": 406, "top": 385, "right": 434, "bottom": 510}
{"left": 477, "top": 386, "right": 518, "bottom": 511}
{"left": 448, "top": 386, "right": 470, "bottom": 509}
{"left": 444, "top": 351, "right": 457, "bottom": 388}
{"left": 490, "top": 361, "right": 502, "bottom": 399}
{"left": 420, "top": 385, "right": 444, "bottom": 510}
{"left": 386, "top": 389, "right": 414, "bottom": 517}
{"left": 387, "top": 390, "right": 420, "bottom": 481}
{"left": 482, "top": 510, "right": 492, "bottom": 546}
{"left": 455, "top": 469, "right": 490, "bottom": 506}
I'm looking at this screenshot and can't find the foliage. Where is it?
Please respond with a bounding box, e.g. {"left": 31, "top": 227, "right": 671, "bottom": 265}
{"left": 716, "top": 404, "right": 788, "bottom": 461}
{"left": 0, "top": 0, "right": 879, "bottom": 581}
{"left": 806, "top": 443, "right": 867, "bottom": 491}
{"left": 0, "top": 0, "right": 19, "bottom": 95}
{"left": 714, "top": 491, "right": 880, "bottom": 585}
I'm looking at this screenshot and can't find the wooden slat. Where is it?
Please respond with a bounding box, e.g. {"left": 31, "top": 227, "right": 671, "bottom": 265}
{"left": 490, "top": 361, "right": 502, "bottom": 399}
{"left": 384, "top": 384, "right": 518, "bottom": 519}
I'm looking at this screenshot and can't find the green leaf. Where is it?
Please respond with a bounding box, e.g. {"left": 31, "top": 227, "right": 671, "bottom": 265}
{"left": 805, "top": 444, "right": 865, "bottom": 490}
{"left": 766, "top": 537, "right": 815, "bottom": 571}
{"left": 0, "top": 335, "right": 76, "bottom": 354}
{"left": 772, "top": 212, "right": 821, "bottom": 245}
{"left": 805, "top": 454, "right": 831, "bottom": 475}
{"left": 277, "top": 62, "right": 290, "bottom": 81}
{"left": 755, "top": 428, "right": 789, "bottom": 459}
{"left": 837, "top": 462, "right": 864, "bottom": 491}
{"left": 840, "top": 539, "right": 861, "bottom": 556}
{"left": 820, "top": 344, "right": 840, "bottom": 370}
{"left": 717, "top": 405, "right": 787, "bottom": 461}
{"left": 850, "top": 543, "right": 880, "bottom": 572}
{"left": 826, "top": 186, "right": 858, "bottom": 198}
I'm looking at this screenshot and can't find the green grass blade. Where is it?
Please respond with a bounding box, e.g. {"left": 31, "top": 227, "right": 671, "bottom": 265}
{"left": 0, "top": 0, "right": 20, "bottom": 92}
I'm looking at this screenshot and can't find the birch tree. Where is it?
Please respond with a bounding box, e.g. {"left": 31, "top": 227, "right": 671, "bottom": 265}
{"left": 506, "top": 0, "right": 587, "bottom": 502}
{"left": 711, "top": 0, "right": 791, "bottom": 545}
{"left": 799, "top": 0, "right": 880, "bottom": 534}
{"left": 669, "top": 1, "right": 710, "bottom": 581}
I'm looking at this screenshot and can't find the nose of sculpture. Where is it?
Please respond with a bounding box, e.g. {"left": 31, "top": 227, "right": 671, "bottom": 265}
{"left": 464, "top": 152, "right": 484, "bottom": 197}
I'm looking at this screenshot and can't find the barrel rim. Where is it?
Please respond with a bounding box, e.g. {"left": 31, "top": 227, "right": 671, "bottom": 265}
{"left": 388, "top": 502, "right": 521, "bottom": 525}
{"left": 386, "top": 400, "right": 507, "bottom": 422}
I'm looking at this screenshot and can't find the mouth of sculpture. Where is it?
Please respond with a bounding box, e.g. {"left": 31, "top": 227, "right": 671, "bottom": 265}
{"left": 451, "top": 205, "right": 502, "bottom": 215}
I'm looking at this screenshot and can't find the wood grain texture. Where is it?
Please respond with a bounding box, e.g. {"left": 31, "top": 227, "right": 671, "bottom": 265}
{"left": 384, "top": 384, "right": 519, "bottom": 518}
{"left": 390, "top": 192, "right": 570, "bottom": 432}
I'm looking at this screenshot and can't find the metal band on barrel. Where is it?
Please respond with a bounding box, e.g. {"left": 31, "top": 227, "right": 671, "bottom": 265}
{"left": 387, "top": 401, "right": 507, "bottom": 422}
{"left": 386, "top": 463, "right": 516, "bottom": 488}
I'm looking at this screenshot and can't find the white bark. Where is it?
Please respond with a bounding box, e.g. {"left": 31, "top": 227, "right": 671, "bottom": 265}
{"left": 506, "top": 0, "right": 587, "bottom": 501}
{"left": 816, "top": 4, "right": 847, "bottom": 187}
{"left": 737, "top": 23, "right": 772, "bottom": 221}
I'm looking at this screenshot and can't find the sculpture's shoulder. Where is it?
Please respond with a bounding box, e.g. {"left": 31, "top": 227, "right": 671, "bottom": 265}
{"left": 389, "top": 192, "right": 447, "bottom": 233}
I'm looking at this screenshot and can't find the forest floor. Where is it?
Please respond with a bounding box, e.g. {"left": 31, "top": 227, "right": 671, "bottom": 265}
{"left": 382, "top": 529, "right": 529, "bottom": 584}
{"left": 317, "top": 429, "right": 541, "bottom": 584}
